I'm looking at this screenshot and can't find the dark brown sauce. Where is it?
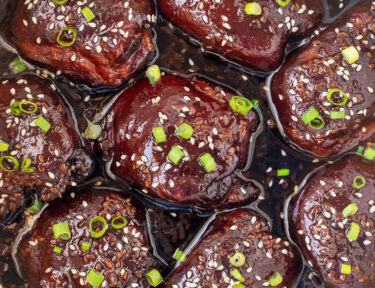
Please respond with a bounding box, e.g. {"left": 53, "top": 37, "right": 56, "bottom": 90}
{"left": 0, "top": 0, "right": 363, "bottom": 287}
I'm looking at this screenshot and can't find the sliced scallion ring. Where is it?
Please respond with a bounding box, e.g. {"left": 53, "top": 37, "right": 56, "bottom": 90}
{"left": 52, "top": 0, "right": 68, "bottom": 5}
{"left": 146, "top": 65, "right": 161, "bottom": 85}
{"left": 57, "top": 27, "right": 77, "bottom": 47}
{"left": 81, "top": 7, "right": 95, "bottom": 22}
{"left": 81, "top": 241, "right": 91, "bottom": 251}
{"left": 346, "top": 222, "right": 360, "bottom": 241}
{"left": 35, "top": 116, "right": 51, "bottom": 133}
{"left": 245, "top": 2, "right": 262, "bottom": 15}
{"left": 19, "top": 101, "right": 37, "bottom": 114}
{"left": 356, "top": 146, "right": 364, "bottom": 155}
{"left": 230, "top": 252, "right": 246, "bottom": 267}
{"left": 0, "top": 141, "right": 9, "bottom": 152}
{"left": 52, "top": 222, "right": 71, "bottom": 240}
{"left": 353, "top": 175, "right": 366, "bottom": 189}
{"left": 364, "top": 147, "right": 375, "bottom": 160}
{"left": 326, "top": 89, "right": 348, "bottom": 106}
{"left": 230, "top": 269, "right": 245, "bottom": 282}
{"left": 177, "top": 123, "right": 194, "bottom": 140}
{"left": 341, "top": 264, "right": 352, "bottom": 275}
{"left": 330, "top": 110, "right": 346, "bottom": 120}
{"left": 146, "top": 269, "right": 163, "bottom": 287}
{"left": 229, "top": 96, "right": 253, "bottom": 115}
{"left": 233, "top": 284, "right": 245, "bottom": 288}
{"left": 268, "top": 272, "right": 284, "bottom": 286}
{"left": 277, "top": 169, "right": 290, "bottom": 176}
{"left": 89, "top": 216, "right": 108, "bottom": 238}
{"left": 301, "top": 107, "right": 325, "bottom": 129}
{"left": 53, "top": 246, "right": 62, "bottom": 253}
{"left": 11, "top": 102, "right": 22, "bottom": 116}
{"left": 168, "top": 146, "right": 184, "bottom": 165}
{"left": 10, "top": 57, "right": 26, "bottom": 73}
{"left": 172, "top": 248, "right": 186, "bottom": 262}
{"left": 86, "top": 269, "right": 105, "bottom": 288}
{"left": 85, "top": 124, "right": 102, "bottom": 140}
{"left": 152, "top": 126, "right": 166, "bottom": 143}
{"left": 200, "top": 153, "right": 216, "bottom": 172}
{"left": 22, "top": 158, "right": 35, "bottom": 173}
{"left": 309, "top": 115, "right": 325, "bottom": 129}
{"left": 111, "top": 216, "right": 127, "bottom": 229}
{"left": 277, "top": 0, "right": 291, "bottom": 7}
{"left": 342, "top": 203, "right": 358, "bottom": 218}
{"left": 342, "top": 46, "right": 359, "bottom": 64}
{"left": 0, "top": 156, "right": 19, "bottom": 172}
{"left": 27, "top": 199, "right": 41, "bottom": 214}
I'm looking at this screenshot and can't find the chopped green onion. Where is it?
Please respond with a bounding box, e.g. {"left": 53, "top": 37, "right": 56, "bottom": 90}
{"left": 27, "top": 200, "right": 41, "bottom": 214}
{"left": 52, "top": 222, "right": 71, "bottom": 240}
{"left": 10, "top": 57, "right": 26, "bottom": 73}
{"left": 342, "top": 46, "right": 359, "bottom": 64}
{"left": 19, "top": 101, "right": 38, "bottom": 114}
{"left": 177, "top": 123, "right": 194, "bottom": 140}
{"left": 22, "top": 158, "right": 35, "bottom": 173}
{"left": 89, "top": 216, "right": 108, "bottom": 238}
{"left": 81, "top": 7, "right": 95, "bottom": 22}
{"left": 233, "top": 284, "right": 245, "bottom": 288}
{"left": 85, "top": 124, "right": 102, "bottom": 140}
{"left": 146, "top": 269, "right": 163, "bottom": 287}
{"left": 341, "top": 264, "right": 352, "bottom": 275}
{"left": 173, "top": 248, "right": 187, "bottom": 262}
{"left": 86, "top": 269, "right": 105, "bottom": 288}
{"left": 53, "top": 246, "right": 62, "bottom": 254}
{"left": 268, "top": 272, "right": 284, "bottom": 286}
{"left": 356, "top": 146, "right": 364, "bottom": 155}
{"left": 111, "top": 216, "right": 127, "bottom": 229}
{"left": 229, "top": 96, "right": 253, "bottom": 115}
{"left": 245, "top": 2, "right": 262, "bottom": 15}
{"left": 146, "top": 65, "right": 161, "bottom": 85}
{"left": 35, "top": 116, "right": 51, "bottom": 133}
{"left": 152, "top": 126, "right": 166, "bottom": 143}
{"left": 301, "top": 107, "right": 319, "bottom": 124}
{"left": 0, "top": 141, "right": 9, "bottom": 152}
{"left": 230, "top": 252, "right": 246, "bottom": 267}
{"left": 168, "top": 146, "right": 184, "bottom": 165}
{"left": 230, "top": 269, "right": 245, "bottom": 282}
{"left": 251, "top": 99, "right": 259, "bottom": 107}
{"left": 200, "top": 153, "right": 216, "bottom": 172}
{"left": 330, "top": 110, "right": 346, "bottom": 120}
{"left": 277, "top": 0, "right": 291, "bottom": 6}
{"left": 342, "top": 203, "right": 358, "bottom": 218}
{"left": 0, "top": 156, "right": 19, "bottom": 172}
{"left": 57, "top": 27, "right": 77, "bottom": 47}
{"left": 11, "top": 102, "right": 22, "bottom": 116}
{"left": 353, "top": 176, "right": 366, "bottom": 189}
{"left": 52, "top": 0, "right": 68, "bottom": 5}
{"left": 277, "top": 169, "right": 290, "bottom": 176}
{"left": 347, "top": 222, "right": 360, "bottom": 241}
{"left": 326, "top": 89, "right": 348, "bottom": 106}
{"left": 364, "top": 147, "right": 375, "bottom": 160}
{"left": 81, "top": 241, "right": 91, "bottom": 251}
{"left": 309, "top": 115, "right": 325, "bottom": 129}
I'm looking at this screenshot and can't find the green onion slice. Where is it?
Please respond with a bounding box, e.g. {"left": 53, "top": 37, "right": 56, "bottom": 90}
{"left": 35, "top": 116, "right": 51, "bottom": 133}
{"left": 57, "top": 27, "right": 77, "bottom": 47}
{"left": 251, "top": 99, "right": 259, "bottom": 107}
{"left": 330, "top": 110, "right": 346, "bottom": 120}
{"left": 89, "top": 216, "right": 108, "bottom": 238}
{"left": 81, "top": 241, "right": 91, "bottom": 251}
{"left": 233, "top": 284, "right": 245, "bottom": 288}
{"left": 245, "top": 2, "right": 262, "bottom": 15}
{"left": 347, "top": 222, "right": 360, "bottom": 241}
{"left": 85, "top": 124, "right": 102, "bottom": 140}
{"left": 229, "top": 96, "right": 253, "bottom": 115}
{"left": 342, "top": 46, "right": 359, "bottom": 64}
{"left": 353, "top": 175, "right": 366, "bottom": 189}
{"left": 341, "top": 264, "right": 352, "bottom": 275}
{"left": 0, "top": 141, "right": 9, "bottom": 152}
{"left": 11, "top": 102, "right": 22, "bottom": 116}
{"left": 309, "top": 115, "right": 325, "bottom": 129}
{"left": 52, "top": 0, "right": 68, "bottom": 5}
{"left": 277, "top": 169, "right": 290, "bottom": 176}
{"left": 168, "top": 146, "right": 184, "bottom": 165}
{"left": 52, "top": 222, "right": 71, "bottom": 240}
{"left": 177, "top": 123, "right": 194, "bottom": 140}
{"left": 342, "top": 203, "right": 358, "bottom": 218}
{"left": 230, "top": 269, "right": 245, "bottom": 282}
{"left": 356, "top": 146, "right": 364, "bottom": 155}
{"left": 111, "top": 216, "right": 127, "bottom": 230}
{"left": 146, "top": 65, "right": 161, "bottom": 85}
{"left": 10, "top": 57, "right": 26, "bottom": 73}
{"left": 268, "top": 272, "right": 284, "bottom": 286}
{"left": 152, "top": 126, "right": 166, "bottom": 143}
{"left": 230, "top": 252, "right": 246, "bottom": 267}
{"left": 27, "top": 199, "right": 41, "bottom": 214}
{"left": 364, "top": 147, "right": 375, "bottom": 160}
{"left": 86, "top": 269, "right": 105, "bottom": 288}
{"left": 81, "top": 7, "right": 95, "bottom": 22}
{"left": 53, "top": 246, "right": 62, "bottom": 254}
{"left": 200, "top": 153, "right": 216, "bottom": 172}
{"left": 146, "top": 269, "right": 163, "bottom": 287}
{"left": 19, "top": 101, "right": 38, "bottom": 114}
{"left": 22, "top": 158, "right": 35, "bottom": 173}
{"left": 277, "top": 0, "right": 291, "bottom": 7}
{"left": 326, "top": 89, "right": 348, "bottom": 106}
{"left": 172, "top": 248, "right": 186, "bottom": 262}
{"left": 0, "top": 156, "right": 19, "bottom": 172}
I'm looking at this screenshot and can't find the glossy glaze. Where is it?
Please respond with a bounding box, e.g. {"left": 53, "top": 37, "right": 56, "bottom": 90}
{"left": 8, "top": 0, "right": 156, "bottom": 86}
{"left": 271, "top": 1, "right": 375, "bottom": 158}
{"left": 158, "top": 0, "right": 323, "bottom": 72}
{"left": 165, "top": 209, "right": 303, "bottom": 288}
{"left": 0, "top": 75, "right": 91, "bottom": 219}
{"left": 99, "top": 74, "right": 260, "bottom": 209}
{"left": 18, "top": 187, "right": 163, "bottom": 288}
{"left": 289, "top": 154, "right": 375, "bottom": 287}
